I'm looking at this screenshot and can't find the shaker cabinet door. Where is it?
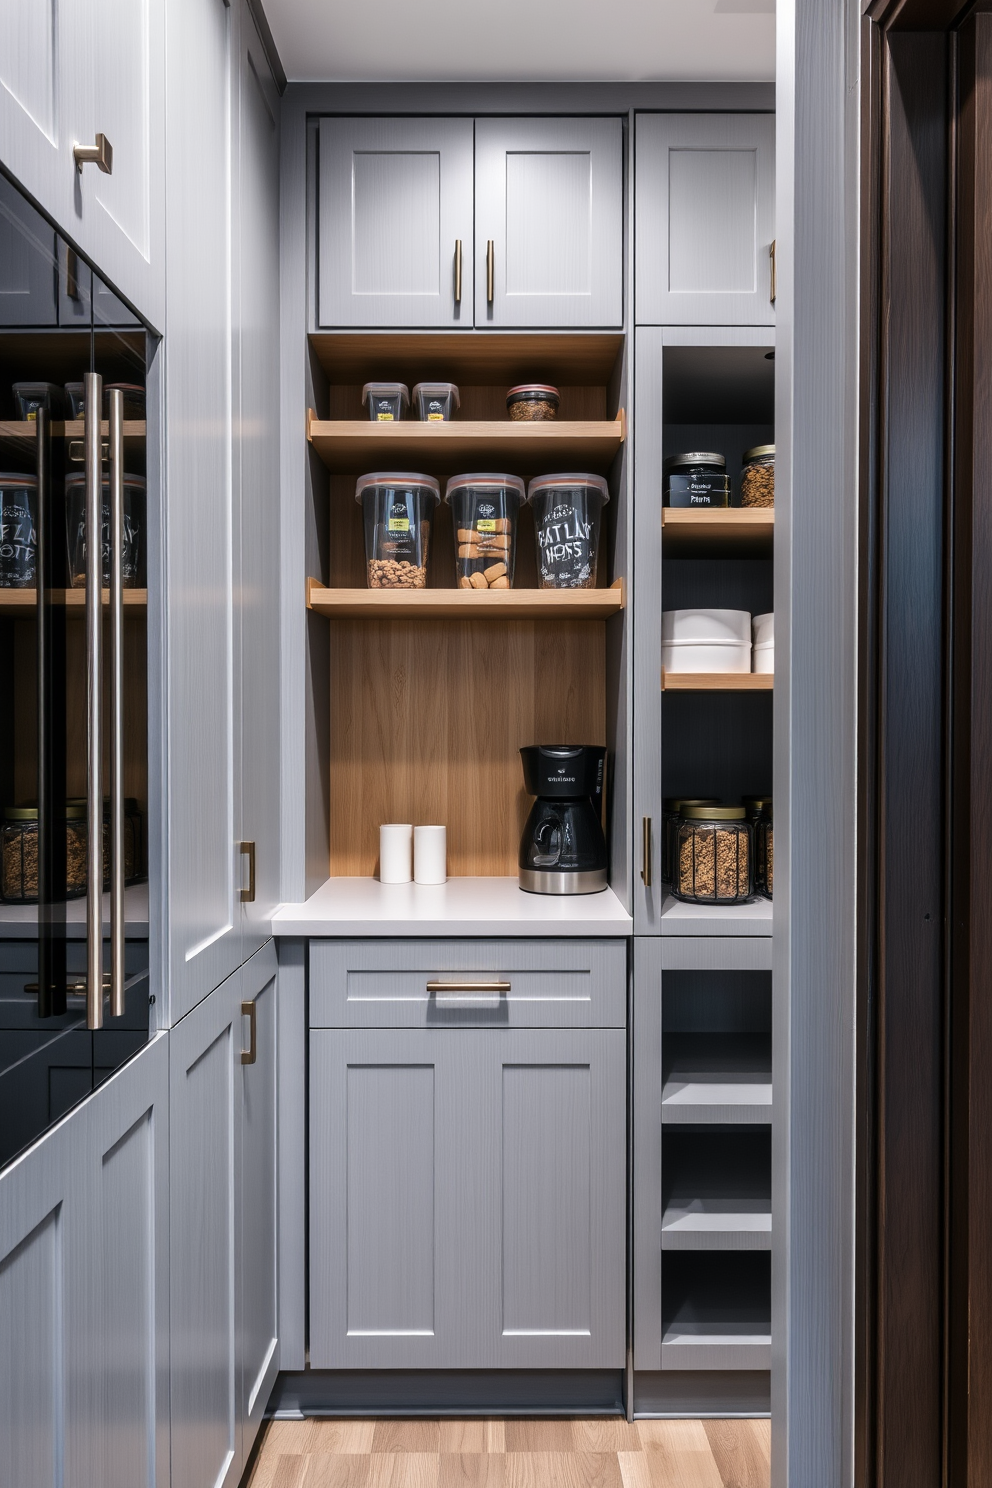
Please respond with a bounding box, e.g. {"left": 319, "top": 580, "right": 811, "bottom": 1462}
{"left": 635, "top": 113, "right": 776, "bottom": 327}
{"left": 317, "top": 117, "right": 474, "bottom": 328}
{"left": 0, "top": 174, "right": 57, "bottom": 326}
{"left": 474, "top": 116, "right": 623, "bottom": 329}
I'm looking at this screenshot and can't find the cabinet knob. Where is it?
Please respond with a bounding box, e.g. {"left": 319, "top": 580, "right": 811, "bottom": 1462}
{"left": 73, "top": 134, "right": 113, "bottom": 175}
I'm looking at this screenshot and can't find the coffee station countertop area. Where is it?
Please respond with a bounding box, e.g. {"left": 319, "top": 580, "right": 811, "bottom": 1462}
{"left": 271, "top": 875, "right": 633, "bottom": 936}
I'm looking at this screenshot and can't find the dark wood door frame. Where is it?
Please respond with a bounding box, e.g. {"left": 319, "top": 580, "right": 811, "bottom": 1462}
{"left": 859, "top": 3, "right": 992, "bottom": 1484}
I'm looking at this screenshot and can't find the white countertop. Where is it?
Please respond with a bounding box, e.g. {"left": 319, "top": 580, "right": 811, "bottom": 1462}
{"left": 660, "top": 893, "right": 773, "bottom": 936}
{"left": 0, "top": 883, "right": 150, "bottom": 938}
{"left": 271, "top": 876, "right": 633, "bottom": 937}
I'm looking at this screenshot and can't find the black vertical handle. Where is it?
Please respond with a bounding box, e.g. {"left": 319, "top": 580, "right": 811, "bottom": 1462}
{"left": 35, "top": 408, "right": 67, "bottom": 1018}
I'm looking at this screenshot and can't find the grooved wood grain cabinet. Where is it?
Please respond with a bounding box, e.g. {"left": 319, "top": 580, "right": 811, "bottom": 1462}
{"left": 317, "top": 116, "right": 623, "bottom": 329}
{"left": 169, "top": 941, "right": 279, "bottom": 1488}
{"left": 635, "top": 113, "right": 776, "bottom": 326}
{"left": 308, "top": 939, "right": 627, "bottom": 1370}
{"left": 0, "top": 1033, "right": 170, "bottom": 1488}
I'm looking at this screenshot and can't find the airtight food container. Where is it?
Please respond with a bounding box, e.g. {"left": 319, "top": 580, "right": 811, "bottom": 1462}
{"left": 0, "top": 474, "right": 38, "bottom": 587}
{"left": 662, "top": 797, "right": 719, "bottom": 885}
{"left": 740, "top": 445, "right": 775, "bottom": 508}
{"left": 672, "top": 805, "right": 753, "bottom": 905}
{"left": 362, "top": 383, "right": 409, "bottom": 422}
{"left": 662, "top": 608, "right": 752, "bottom": 674}
{"left": 663, "top": 452, "right": 730, "bottom": 508}
{"left": 506, "top": 384, "right": 560, "bottom": 421}
{"left": 752, "top": 612, "right": 774, "bottom": 673}
{"left": 413, "top": 382, "right": 459, "bottom": 422}
{"left": 356, "top": 471, "right": 440, "bottom": 589}
{"left": 445, "top": 472, "right": 524, "bottom": 589}
{"left": 12, "top": 383, "right": 65, "bottom": 421}
{"left": 527, "top": 473, "right": 609, "bottom": 589}
{"left": 65, "top": 382, "right": 86, "bottom": 418}
{"left": 64, "top": 472, "right": 145, "bottom": 588}
{"left": 104, "top": 383, "right": 146, "bottom": 420}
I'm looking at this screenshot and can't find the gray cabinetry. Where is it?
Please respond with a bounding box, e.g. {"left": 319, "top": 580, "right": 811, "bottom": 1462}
{"left": 635, "top": 113, "right": 775, "bottom": 327}
{"left": 0, "top": 1034, "right": 170, "bottom": 1487}
{"left": 317, "top": 117, "right": 474, "bottom": 329}
{"left": 0, "top": 173, "right": 56, "bottom": 326}
{"left": 475, "top": 116, "right": 623, "bottom": 328}
{"left": 309, "top": 938, "right": 626, "bottom": 1372}
{"left": 169, "top": 940, "right": 279, "bottom": 1488}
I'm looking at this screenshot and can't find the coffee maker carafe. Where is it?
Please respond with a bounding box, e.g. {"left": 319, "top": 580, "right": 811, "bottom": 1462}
{"left": 518, "top": 745, "right": 608, "bottom": 894}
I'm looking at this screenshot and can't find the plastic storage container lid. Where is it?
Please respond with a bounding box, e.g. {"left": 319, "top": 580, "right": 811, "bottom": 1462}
{"left": 0, "top": 472, "right": 38, "bottom": 487}
{"left": 354, "top": 471, "right": 440, "bottom": 504}
{"left": 413, "top": 382, "right": 460, "bottom": 406}
{"left": 664, "top": 451, "right": 726, "bottom": 471}
{"left": 444, "top": 472, "right": 525, "bottom": 502}
{"left": 362, "top": 382, "right": 410, "bottom": 403}
{"left": 4, "top": 803, "right": 86, "bottom": 821}
{"left": 743, "top": 444, "right": 775, "bottom": 461}
{"left": 662, "top": 608, "right": 751, "bottom": 642}
{"left": 13, "top": 381, "right": 62, "bottom": 394}
{"left": 682, "top": 804, "right": 747, "bottom": 821}
{"left": 526, "top": 472, "right": 610, "bottom": 503}
{"left": 65, "top": 473, "right": 146, "bottom": 490}
{"left": 507, "top": 384, "right": 560, "bottom": 398}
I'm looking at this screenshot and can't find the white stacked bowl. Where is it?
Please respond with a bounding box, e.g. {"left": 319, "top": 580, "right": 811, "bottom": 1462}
{"left": 752, "top": 612, "right": 774, "bottom": 674}
{"left": 662, "top": 609, "right": 752, "bottom": 674}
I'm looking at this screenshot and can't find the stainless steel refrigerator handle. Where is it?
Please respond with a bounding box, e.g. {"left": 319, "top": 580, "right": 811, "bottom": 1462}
{"left": 84, "top": 372, "right": 104, "bottom": 1031}
{"left": 108, "top": 388, "right": 125, "bottom": 1019}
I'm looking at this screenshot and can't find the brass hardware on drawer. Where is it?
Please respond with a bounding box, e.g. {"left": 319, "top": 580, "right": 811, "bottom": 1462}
{"left": 427, "top": 980, "right": 510, "bottom": 995}
{"left": 486, "top": 240, "right": 494, "bottom": 304}
{"left": 74, "top": 134, "right": 113, "bottom": 175}
{"left": 239, "top": 841, "right": 256, "bottom": 903}
{"left": 241, "top": 1000, "right": 257, "bottom": 1064}
{"left": 769, "top": 240, "right": 776, "bottom": 304}
{"left": 454, "top": 239, "right": 463, "bottom": 303}
{"left": 641, "top": 817, "right": 652, "bottom": 887}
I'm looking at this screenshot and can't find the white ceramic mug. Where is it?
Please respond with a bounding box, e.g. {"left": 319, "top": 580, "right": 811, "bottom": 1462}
{"left": 414, "top": 825, "right": 447, "bottom": 885}
{"left": 379, "top": 823, "right": 413, "bottom": 883}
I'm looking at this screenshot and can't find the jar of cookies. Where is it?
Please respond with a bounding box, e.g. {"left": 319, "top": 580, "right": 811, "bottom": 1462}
{"left": 356, "top": 472, "right": 440, "bottom": 589}
{"left": 445, "top": 472, "right": 525, "bottom": 590}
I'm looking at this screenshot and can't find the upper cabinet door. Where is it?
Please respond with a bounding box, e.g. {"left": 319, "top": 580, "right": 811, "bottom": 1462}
{"left": 317, "top": 117, "right": 474, "bottom": 329}
{"left": 0, "top": 173, "right": 57, "bottom": 326}
{"left": 474, "top": 117, "right": 623, "bottom": 329}
{"left": 636, "top": 113, "right": 776, "bottom": 326}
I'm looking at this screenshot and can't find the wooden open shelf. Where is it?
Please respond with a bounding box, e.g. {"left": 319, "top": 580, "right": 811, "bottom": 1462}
{"left": 0, "top": 588, "right": 148, "bottom": 616}
{"left": 662, "top": 507, "right": 774, "bottom": 556}
{"left": 306, "top": 410, "right": 624, "bottom": 475}
{"left": 663, "top": 671, "right": 773, "bottom": 692}
{"left": 0, "top": 419, "right": 146, "bottom": 440}
{"left": 309, "top": 330, "right": 625, "bottom": 386}
{"left": 307, "top": 576, "right": 623, "bottom": 620}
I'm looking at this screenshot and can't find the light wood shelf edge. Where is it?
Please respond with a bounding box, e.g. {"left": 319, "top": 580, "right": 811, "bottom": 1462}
{"left": 0, "top": 420, "right": 147, "bottom": 439}
{"left": 307, "top": 576, "right": 624, "bottom": 619}
{"left": 0, "top": 588, "right": 148, "bottom": 613}
{"left": 662, "top": 671, "right": 773, "bottom": 691}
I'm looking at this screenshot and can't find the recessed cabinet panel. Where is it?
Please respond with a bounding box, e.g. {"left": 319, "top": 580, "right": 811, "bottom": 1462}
{"left": 0, "top": 1208, "right": 62, "bottom": 1487}
{"left": 240, "top": 946, "right": 279, "bottom": 1458}
{"left": 636, "top": 114, "right": 776, "bottom": 326}
{"left": 0, "top": 0, "right": 56, "bottom": 142}
{"left": 318, "top": 117, "right": 474, "bottom": 328}
{"left": 475, "top": 117, "right": 623, "bottom": 328}
{"left": 0, "top": 173, "right": 57, "bottom": 326}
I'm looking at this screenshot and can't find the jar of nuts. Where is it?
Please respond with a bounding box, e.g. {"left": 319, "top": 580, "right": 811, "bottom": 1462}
{"left": 1, "top": 804, "right": 88, "bottom": 903}
{"left": 740, "top": 445, "right": 775, "bottom": 507}
{"left": 506, "top": 384, "right": 560, "bottom": 421}
{"left": 445, "top": 472, "right": 525, "bottom": 590}
{"left": 356, "top": 472, "right": 440, "bottom": 589}
{"left": 672, "top": 805, "right": 753, "bottom": 905}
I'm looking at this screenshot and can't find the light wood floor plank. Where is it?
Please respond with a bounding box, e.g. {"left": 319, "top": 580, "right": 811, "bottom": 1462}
{"left": 638, "top": 1422, "right": 724, "bottom": 1488}
{"left": 747, "top": 1420, "right": 771, "bottom": 1468}
{"left": 372, "top": 1421, "right": 443, "bottom": 1454}
{"left": 366, "top": 1452, "right": 441, "bottom": 1488}
{"left": 439, "top": 1453, "right": 508, "bottom": 1487}
{"left": 572, "top": 1420, "right": 642, "bottom": 1453}
{"left": 617, "top": 1449, "right": 654, "bottom": 1488}
{"left": 307, "top": 1421, "right": 378, "bottom": 1454}
{"left": 304, "top": 1453, "right": 372, "bottom": 1488}
{"left": 503, "top": 1420, "right": 576, "bottom": 1453}
{"left": 439, "top": 1421, "right": 490, "bottom": 1454}
{"left": 702, "top": 1421, "right": 770, "bottom": 1488}
{"left": 504, "top": 1451, "right": 623, "bottom": 1488}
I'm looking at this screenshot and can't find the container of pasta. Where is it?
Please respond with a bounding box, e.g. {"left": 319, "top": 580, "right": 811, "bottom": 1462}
{"left": 445, "top": 472, "right": 525, "bottom": 589}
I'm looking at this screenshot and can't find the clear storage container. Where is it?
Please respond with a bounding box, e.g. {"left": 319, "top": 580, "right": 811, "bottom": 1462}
{"left": 12, "top": 383, "right": 65, "bottom": 421}
{"left": 663, "top": 452, "right": 730, "bottom": 508}
{"left": 413, "top": 382, "right": 459, "bottom": 421}
{"left": 743, "top": 797, "right": 772, "bottom": 897}
{"left": 527, "top": 473, "right": 609, "bottom": 589}
{"left": 672, "top": 805, "right": 753, "bottom": 905}
{"left": 740, "top": 445, "right": 775, "bottom": 507}
{"left": 356, "top": 471, "right": 440, "bottom": 589}
{"left": 445, "top": 472, "right": 524, "bottom": 589}
{"left": 506, "top": 384, "right": 560, "bottom": 421}
{"left": 65, "top": 472, "right": 145, "bottom": 588}
{"left": 662, "top": 797, "right": 720, "bottom": 885}
{"left": 362, "top": 383, "right": 409, "bottom": 421}
{"left": 0, "top": 473, "right": 37, "bottom": 587}
{"left": 1, "top": 805, "right": 88, "bottom": 902}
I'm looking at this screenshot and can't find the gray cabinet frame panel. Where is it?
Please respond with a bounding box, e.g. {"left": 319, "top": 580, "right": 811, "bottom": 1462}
{"left": 635, "top": 113, "right": 775, "bottom": 327}
{"left": 632, "top": 327, "right": 665, "bottom": 930}
{"left": 474, "top": 116, "right": 624, "bottom": 329}
{"left": 317, "top": 116, "right": 474, "bottom": 329}
{"left": 633, "top": 936, "right": 664, "bottom": 1369}
{"left": 308, "top": 937, "right": 627, "bottom": 1028}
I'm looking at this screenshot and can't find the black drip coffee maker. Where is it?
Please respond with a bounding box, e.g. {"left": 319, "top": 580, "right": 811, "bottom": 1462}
{"left": 518, "top": 745, "right": 608, "bottom": 894}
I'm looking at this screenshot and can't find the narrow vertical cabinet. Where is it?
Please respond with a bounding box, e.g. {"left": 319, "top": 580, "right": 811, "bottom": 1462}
{"left": 169, "top": 940, "right": 279, "bottom": 1488}
{"left": 0, "top": 1035, "right": 170, "bottom": 1488}
{"left": 317, "top": 117, "right": 474, "bottom": 328}
{"left": 635, "top": 114, "right": 776, "bottom": 327}
{"left": 474, "top": 117, "right": 624, "bottom": 328}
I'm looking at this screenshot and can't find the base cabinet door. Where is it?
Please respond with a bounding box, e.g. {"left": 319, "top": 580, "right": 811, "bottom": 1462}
{"left": 309, "top": 1027, "right": 625, "bottom": 1370}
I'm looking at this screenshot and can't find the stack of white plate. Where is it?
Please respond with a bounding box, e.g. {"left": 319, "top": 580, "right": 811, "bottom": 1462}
{"left": 752, "top": 612, "right": 774, "bottom": 673}
{"left": 661, "top": 609, "right": 752, "bottom": 673}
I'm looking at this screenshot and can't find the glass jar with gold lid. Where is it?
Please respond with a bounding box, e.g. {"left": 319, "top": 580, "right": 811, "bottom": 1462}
{"left": 672, "top": 804, "right": 753, "bottom": 904}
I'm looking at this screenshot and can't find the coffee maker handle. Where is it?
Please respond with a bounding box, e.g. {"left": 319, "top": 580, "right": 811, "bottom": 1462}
{"left": 532, "top": 814, "right": 563, "bottom": 869}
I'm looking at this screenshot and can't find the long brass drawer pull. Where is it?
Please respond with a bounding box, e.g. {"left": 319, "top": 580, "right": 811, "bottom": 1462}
{"left": 427, "top": 980, "right": 510, "bottom": 995}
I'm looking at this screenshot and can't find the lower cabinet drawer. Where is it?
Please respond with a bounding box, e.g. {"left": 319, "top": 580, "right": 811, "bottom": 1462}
{"left": 308, "top": 938, "right": 627, "bottom": 1029}
{"left": 309, "top": 1025, "right": 626, "bottom": 1370}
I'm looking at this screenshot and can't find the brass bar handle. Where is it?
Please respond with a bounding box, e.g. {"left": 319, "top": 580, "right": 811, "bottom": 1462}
{"left": 641, "top": 817, "right": 652, "bottom": 888}
{"left": 486, "top": 240, "right": 494, "bottom": 305}
{"left": 427, "top": 980, "right": 511, "bottom": 994}
{"left": 108, "top": 389, "right": 125, "bottom": 1019}
{"left": 454, "top": 239, "right": 462, "bottom": 304}
{"left": 240, "top": 841, "right": 256, "bottom": 903}
{"left": 73, "top": 134, "right": 113, "bottom": 175}
{"left": 769, "top": 240, "right": 776, "bottom": 304}
{"left": 241, "top": 1001, "right": 257, "bottom": 1065}
{"left": 84, "top": 372, "right": 104, "bottom": 1031}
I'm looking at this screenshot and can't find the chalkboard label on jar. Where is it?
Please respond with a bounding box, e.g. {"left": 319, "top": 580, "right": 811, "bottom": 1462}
{"left": 536, "top": 500, "right": 596, "bottom": 587}
{"left": 665, "top": 473, "right": 731, "bottom": 508}
{"left": 0, "top": 495, "right": 37, "bottom": 587}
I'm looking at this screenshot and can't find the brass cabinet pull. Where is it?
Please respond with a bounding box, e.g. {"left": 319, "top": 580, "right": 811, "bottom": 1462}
{"left": 108, "top": 388, "right": 126, "bottom": 1018}
{"left": 84, "top": 372, "right": 104, "bottom": 1031}
{"left": 454, "top": 239, "right": 463, "bottom": 303}
{"left": 241, "top": 1001, "right": 257, "bottom": 1065}
{"left": 239, "top": 841, "right": 256, "bottom": 903}
{"left": 427, "top": 980, "right": 511, "bottom": 994}
{"left": 486, "top": 240, "right": 494, "bottom": 305}
{"left": 73, "top": 134, "right": 113, "bottom": 175}
{"left": 641, "top": 817, "right": 652, "bottom": 887}
{"left": 770, "top": 240, "right": 777, "bottom": 304}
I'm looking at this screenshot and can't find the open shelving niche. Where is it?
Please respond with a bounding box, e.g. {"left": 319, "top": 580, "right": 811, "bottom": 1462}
{"left": 298, "top": 330, "right": 632, "bottom": 928}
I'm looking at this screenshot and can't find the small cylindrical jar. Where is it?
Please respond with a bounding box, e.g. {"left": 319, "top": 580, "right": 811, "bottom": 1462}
{"left": 673, "top": 805, "right": 753, "bottom": 905}
{"left": 445, "top": 472, "right": 524, "bottom": 589}
{"left": 362, "top": 383, "right": 409, "bottom": 422}
{"left": 740, "top": 445, "right": 775, "bottom": 508}
{"left": 1, "top": 805, "right": 88, "bottom": 903}
{"left": 379, "top": 824, "right": 413, "bottom": 884}
{"left": 662, "top": 797, "right": 720, "bottom": 885}
{"left": 65, "top": 472, "right": 145, "bottom": 588}
{"left": 664, "top": 452, "right": 730, "bottom": 508}
{"left": 414, "top": 825, "right": 447, "bottom": 885}
{"left": 356, "top": 471, "right": 440, "bottom": 589}
{"left": 757, "top": 807, "right": 773, "bottom": 899}
{"left": 506, "top": 384, "right": 560, "bottom": 421}
{"left": 0, "top": 473, "right": 38, "bottom": 587}
{"left": 12, "top": 383, "right": 66, "bottom": 421}
{"left": 743, "top": 797, "right": 772, "bottom": 896}
{"left": 413, "top": 383, "right": 459, "bottom": 421}
{"left": 527, "top": 473, "right": 610, "bottom": 589}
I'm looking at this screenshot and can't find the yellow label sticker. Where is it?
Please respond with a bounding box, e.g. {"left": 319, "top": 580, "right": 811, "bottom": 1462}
{"left": 376, "top": 412, "right": 394, "bottom": 421}
{"left": 27, "top": 410, "right": 37, "bottom": 421}
{"left": 387, "top": 517, "right": 410, "bottom": 532}
{"left": 477, "top": 519, "right": 496, "bottom": 532}
{"left": 427, "top": 412, "right": 445, "bottom": 421}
